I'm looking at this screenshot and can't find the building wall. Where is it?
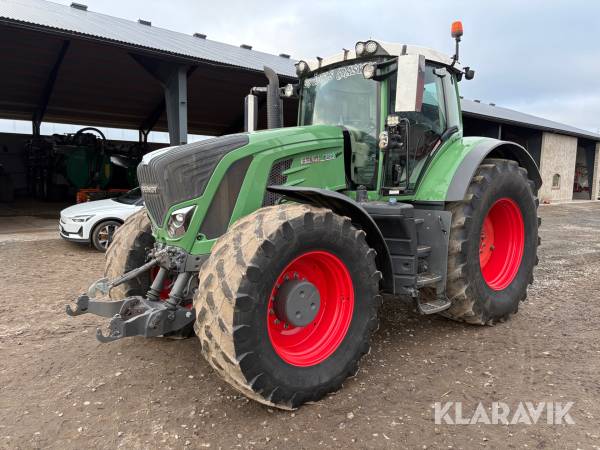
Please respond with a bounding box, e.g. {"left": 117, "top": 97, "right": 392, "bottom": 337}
{"left": 591, "top": 142, "right": 600, "bottom": 201}
{"left": 538, "top": 132, "right": 578, "bottom": 203}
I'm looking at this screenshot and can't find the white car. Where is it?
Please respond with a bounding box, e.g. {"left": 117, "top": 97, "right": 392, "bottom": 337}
{"left": 59, "top": 188, "right": 144, "bottom": 251}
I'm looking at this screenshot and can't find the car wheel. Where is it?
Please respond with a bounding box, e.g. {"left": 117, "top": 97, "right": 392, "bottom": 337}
{"left": 91, "top": 220, "right": 122, "bottom": 252}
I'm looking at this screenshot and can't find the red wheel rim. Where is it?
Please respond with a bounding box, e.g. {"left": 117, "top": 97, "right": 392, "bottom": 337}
{"left": 479, "top": 197, "right": 525, "bottom": 291}
{"left": 267, "top": 250, "right": 354, "bottom": 367}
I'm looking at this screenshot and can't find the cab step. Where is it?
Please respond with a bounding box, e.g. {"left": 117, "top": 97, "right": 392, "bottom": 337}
{"left": 416, "top": 297, "right": 452, "bottom": 315}
{"left": 417, "top": 245, "right": 431, "bottom": 257}
{"left": 416, "top": 272, "right": 442, "bottom": 288}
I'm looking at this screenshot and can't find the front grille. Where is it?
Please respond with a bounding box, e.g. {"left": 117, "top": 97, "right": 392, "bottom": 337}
{"left": 262, "top": 158, "right": 292, "bottom": 206}
{"left": 137, "top": 134, "right": 249, "bottom": 226}
{"left": 137, "top": 163, "right": 168, "bottom": 225}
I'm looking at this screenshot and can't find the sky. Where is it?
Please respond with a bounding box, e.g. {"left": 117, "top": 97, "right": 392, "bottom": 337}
{"left": 45, "top": 0, "right": 600, "bottom": 134}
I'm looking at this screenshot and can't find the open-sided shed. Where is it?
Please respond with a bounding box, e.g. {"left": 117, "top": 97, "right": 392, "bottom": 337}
{"left": 0, "top": 0, "right": 297, "bottom": 144}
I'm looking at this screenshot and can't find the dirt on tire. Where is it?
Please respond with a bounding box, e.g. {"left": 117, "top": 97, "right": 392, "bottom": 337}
{"left": 104, "top": 208, "right": 154, "bottom": 299}
{"left": 194, "top": 203, "right": 381, "bottom": 409}
{"left": 444, "top": 159, "right": 540, "bottom": 324}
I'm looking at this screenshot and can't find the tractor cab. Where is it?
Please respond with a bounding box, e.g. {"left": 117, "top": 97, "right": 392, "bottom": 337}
{"left": 292, "top": 39, "right": 471, "bottom": 197}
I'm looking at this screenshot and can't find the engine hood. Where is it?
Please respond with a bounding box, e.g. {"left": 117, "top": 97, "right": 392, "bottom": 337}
{"left": 246, "top": 124, "right": 344, "bottom": 151}
{"left": 138, "top": 125, "right": 345, "bottom": 227}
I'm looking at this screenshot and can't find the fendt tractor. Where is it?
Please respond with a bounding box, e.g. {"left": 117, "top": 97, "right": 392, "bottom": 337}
{"left": 67, "top": 22, "right": 541, "bottom": 409}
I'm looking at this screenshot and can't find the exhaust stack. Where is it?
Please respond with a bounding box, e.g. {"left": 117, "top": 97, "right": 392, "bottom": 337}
{"left": 264, "top": 66, "right": 283, "bottom": 129}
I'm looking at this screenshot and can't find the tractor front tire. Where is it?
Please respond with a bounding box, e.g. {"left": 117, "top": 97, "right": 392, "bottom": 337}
{"left": 104, "top": 208, "right": 154, "bottom": 299}
{"left": 194, "top": 204, "right": 382, "bottom": 409}
{"left": 444, "top": 158, "right": 540, "bottom": 325}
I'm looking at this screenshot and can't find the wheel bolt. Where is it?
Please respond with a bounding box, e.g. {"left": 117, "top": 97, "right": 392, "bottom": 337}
{"left": 274, "top": 319, "right": 280, "bottom": 325}
{"left": 269, "top": 308, "right": 275, "bottom": 315}
{"left": 283, "top": 323, "right": 289, "bottom": 329}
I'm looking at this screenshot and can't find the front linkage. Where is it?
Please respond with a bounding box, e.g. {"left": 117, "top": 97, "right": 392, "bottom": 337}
{"left": 66, "top": 245, "right": 199, "bottom": 342}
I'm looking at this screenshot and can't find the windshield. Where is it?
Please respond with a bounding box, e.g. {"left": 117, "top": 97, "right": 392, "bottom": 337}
{"left": 300, "top": 63, "right": 379, "bottom": 188}
{"left": 114, "top": 187, "right": 141, "bottom": 205}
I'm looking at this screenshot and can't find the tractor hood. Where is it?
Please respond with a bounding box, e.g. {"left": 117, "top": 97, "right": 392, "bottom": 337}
{"left": 138, "top": 125, "right": 345, "bottom": 227}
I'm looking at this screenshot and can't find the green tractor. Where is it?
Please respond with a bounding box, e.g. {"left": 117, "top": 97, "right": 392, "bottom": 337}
{"left": 67, "top": 23, "right": 541, "bottom": 409}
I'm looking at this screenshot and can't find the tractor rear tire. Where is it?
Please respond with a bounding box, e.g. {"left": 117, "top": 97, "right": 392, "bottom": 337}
{"left": 443, "top": 158, "right": 540, "bottom": 325}
{"left": 193, "top": 204, "right": 382, "bottom": 409}
{"left": 104, "top": 208, "right": 154, "bottom": 299}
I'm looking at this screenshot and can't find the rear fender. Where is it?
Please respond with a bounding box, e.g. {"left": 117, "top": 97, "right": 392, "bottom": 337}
{"left": 267, "top": 186, "right": 395, "bottom": 293}
{"left": 446, "top": 139, "right": 541, "bottom": 201}
{"left": 414, "top": 137, "right": 542, "bottom": 202}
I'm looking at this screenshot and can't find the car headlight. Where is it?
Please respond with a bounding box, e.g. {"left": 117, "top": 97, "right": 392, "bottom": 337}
{"left": 167, "top": 205, "right": 196, "bottom": 238}
{"left": 71, "top": 215, "right": 94, "bottom": 223}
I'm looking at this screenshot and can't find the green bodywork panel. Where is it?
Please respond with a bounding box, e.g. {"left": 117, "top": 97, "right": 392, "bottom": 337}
{"left": 411, "top": 136, "right": 484, "bottom": 201}
{"left": 153, "top": 124, "right": 488, "bottom": 256}
{"left": 152, "top": 73, "right": 496, "bottom": 256}
{"left": 153, "top": 125, "right": 347, "bottom": 254}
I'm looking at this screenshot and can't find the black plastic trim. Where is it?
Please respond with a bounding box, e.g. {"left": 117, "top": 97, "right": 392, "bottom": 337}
{"left": 199, "top": 156, "right": 253, "bottom": 239}
{"left": 138, "top": 134, "right": 249, "bottom": 225}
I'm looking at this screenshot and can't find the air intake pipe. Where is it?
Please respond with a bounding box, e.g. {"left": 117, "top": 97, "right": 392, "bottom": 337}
{"left": 264, "top": 66, "right": 283, "bottom": 129}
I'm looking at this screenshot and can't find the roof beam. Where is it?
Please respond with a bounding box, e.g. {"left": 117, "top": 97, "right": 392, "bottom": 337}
{"left": 139, "top": 98, "right": 165, "bottom": 138}
{"left": 32, "top": 39, "right": 70, "bottom": 135}
{"left": 132, "top": 53, "right": 197, "bottom": 144}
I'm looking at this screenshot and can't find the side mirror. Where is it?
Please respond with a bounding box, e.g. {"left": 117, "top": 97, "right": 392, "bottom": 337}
{"left": 394, "top": 54, "right": 425, "bottom": 113}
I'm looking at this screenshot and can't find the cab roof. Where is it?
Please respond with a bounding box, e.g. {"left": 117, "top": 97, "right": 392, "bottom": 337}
{"left": 299, "top": 41, "right": 462, "bottom": 73}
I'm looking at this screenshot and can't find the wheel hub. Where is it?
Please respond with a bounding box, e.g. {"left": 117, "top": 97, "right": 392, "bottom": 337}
{"left": 274, "top": 279, "right": 320, "bottom": 327}
{"left": 267, "top": 250, "right": 354, "bottom": 367}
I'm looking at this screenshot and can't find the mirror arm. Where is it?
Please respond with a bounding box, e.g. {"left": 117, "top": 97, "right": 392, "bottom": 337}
{"left": 440, "top": 125, "right": 459, "bottom": 142}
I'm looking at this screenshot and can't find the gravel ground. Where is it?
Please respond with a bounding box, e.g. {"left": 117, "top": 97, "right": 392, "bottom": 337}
{"left": 1, "top": 202, "right": 600, "bottom": 449}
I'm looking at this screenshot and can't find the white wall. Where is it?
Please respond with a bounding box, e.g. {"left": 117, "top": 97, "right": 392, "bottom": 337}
{"left": 538, "top": 132, "right": 578, "bottom": 203}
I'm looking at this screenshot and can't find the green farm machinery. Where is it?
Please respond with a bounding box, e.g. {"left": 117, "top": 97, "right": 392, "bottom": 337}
{"left": 67, "top": 23, "right": 540, "bottom": 409}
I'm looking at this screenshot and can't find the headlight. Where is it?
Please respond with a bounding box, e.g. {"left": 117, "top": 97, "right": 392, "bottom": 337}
{"left": 283, "top": 84, "right": 295, "bottom": 97}
{"left": 296, "top": 60, "right": 309, "bottom": 76}
{"left": 355, "top": 41, "right": 365, "bottom": 57}
{"left": 71, "top": 215, "right": 94, "bottom": 223}
{"left": 167, "top": 205, "right": 196, "bottom": 238}
{"left": 362, "top": 63, "right": 376, "bottom": 79}
{"left": 365, "top": 40, "right": 378, "bottom": 54}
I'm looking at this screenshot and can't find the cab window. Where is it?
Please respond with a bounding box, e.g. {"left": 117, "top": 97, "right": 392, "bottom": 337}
{"left": 385, "top": 63, "right": 447, "bottom": 189}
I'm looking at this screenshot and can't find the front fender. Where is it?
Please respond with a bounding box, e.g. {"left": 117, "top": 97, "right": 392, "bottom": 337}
{"left": 414, "top": 137, "right": 542, "bottom": 202}
{"left": 267, "top": 186, "right": 395, "bottom": 293}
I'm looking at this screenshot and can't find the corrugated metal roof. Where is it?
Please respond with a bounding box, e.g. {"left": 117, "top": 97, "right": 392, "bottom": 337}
{"left": 0, "top": 0, "right": 297, "bottom": 77}
{"left": 461, "top": 98, "right": 600, "bottom": 141}
{"left": 1, "top": 0, "right": 597, "bottom": 141}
